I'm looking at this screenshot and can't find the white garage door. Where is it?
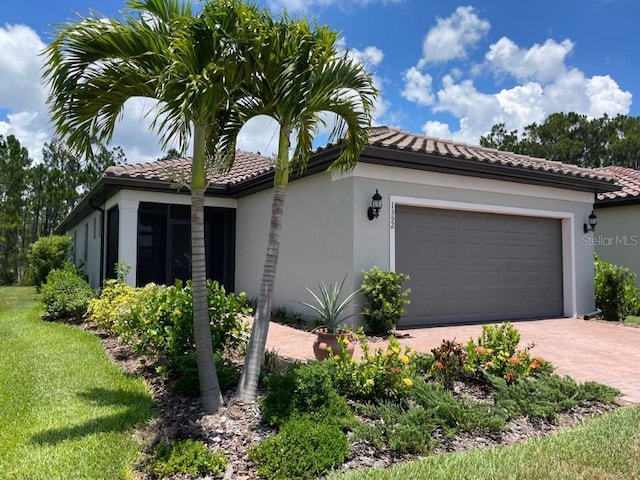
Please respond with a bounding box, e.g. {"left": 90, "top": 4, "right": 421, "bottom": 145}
{"left": 395, "top": 206, "right": 563, "bottom": 327}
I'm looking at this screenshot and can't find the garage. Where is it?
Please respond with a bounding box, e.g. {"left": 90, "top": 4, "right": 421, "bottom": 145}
{"left": 395, "top": 205, "right": 564, "bottom": 327}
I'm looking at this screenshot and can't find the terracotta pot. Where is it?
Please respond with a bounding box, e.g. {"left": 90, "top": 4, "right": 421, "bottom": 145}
{"left": 313, "top": 328, "right": 355, "bottom": 360}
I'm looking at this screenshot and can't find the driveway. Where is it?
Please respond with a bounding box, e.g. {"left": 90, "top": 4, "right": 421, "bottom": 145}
{"left": 265, "top": 317, "right": 640, "bottom": 404}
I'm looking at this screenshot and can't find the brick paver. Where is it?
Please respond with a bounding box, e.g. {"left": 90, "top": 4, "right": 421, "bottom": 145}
{"left": 265, "top": 317, "right": 640, "bottom": 404}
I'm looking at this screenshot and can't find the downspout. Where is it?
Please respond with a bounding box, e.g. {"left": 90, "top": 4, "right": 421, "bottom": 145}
{"left": 88, "top": 195, "right": 105, "bottom": 287}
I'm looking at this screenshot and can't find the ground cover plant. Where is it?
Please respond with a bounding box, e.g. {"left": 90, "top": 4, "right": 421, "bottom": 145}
{"left": 0, "top": 287, "right": 155, "bottom": 480}
{"left": 250, "top": 322, "right": 621, "bottom": 479}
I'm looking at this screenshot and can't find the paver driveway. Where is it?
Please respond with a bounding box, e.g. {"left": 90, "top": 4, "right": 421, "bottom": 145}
{"left": 265, "top": 317, "right": 640, "bottom": 404}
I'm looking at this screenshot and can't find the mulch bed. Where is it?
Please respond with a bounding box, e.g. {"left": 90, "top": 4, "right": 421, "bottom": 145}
{"left": 80, "top": 320, "right": 623, "bottom": 480}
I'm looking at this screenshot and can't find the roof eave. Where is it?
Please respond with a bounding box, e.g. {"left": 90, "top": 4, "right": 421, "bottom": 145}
{"left": 361, "top": 145, "right": 618, "bottom": 194}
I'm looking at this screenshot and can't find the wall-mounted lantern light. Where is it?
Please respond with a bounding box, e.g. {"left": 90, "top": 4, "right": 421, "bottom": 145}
{"left": 367, "top": 189, "right": 383, "bottom": 221}
{"left": 583, "top": 211, "right": 597, "bottom": 234}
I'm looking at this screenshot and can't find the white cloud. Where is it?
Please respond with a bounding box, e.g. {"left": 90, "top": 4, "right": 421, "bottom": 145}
{"left": 485, "top": 37, "right": 573, "bottom": 83}
{"left": 585, "top": 75, "right": 632, "bottom": 117}
{"left": 422, "top": 120, "right": 451, "bottom": 139}
{"left": 349, "top": 45, "right": 385, "bottom": 69}
{"left": 418, "top": 6, "right": 490, "bottom": 66}
{"left": 236, "top": 115, "right": 279, "bottom": 156}
{"left": 401, "top": 67, "right": 434, "bottom": 106}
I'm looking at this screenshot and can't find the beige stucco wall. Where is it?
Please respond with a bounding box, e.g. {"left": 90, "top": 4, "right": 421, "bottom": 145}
{"left": 236, "top": 162, "right": 598, "bottom": 324}
{"left": 235, "top": 172, "right": 356, "bottom": 317}
{"left": 68, "top": 210, "right": 102, "bottom": 289}
{"left": 594, "top": 204, "right": 640, "bottom": 285}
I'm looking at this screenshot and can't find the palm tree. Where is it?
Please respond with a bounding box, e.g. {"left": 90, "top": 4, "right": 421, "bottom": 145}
{"left": 43, "top": 0, "right": 266, "bottom": 412}
{"left": 235, "top": 17, "right": 377, "bottom": 401}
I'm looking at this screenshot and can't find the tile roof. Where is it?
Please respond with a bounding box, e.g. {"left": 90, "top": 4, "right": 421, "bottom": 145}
{"left": 361, "top": 126, "right": 615, "bottom": 183}
{"left": 105, "top": 150, "right": 275, "bottom": 186}
{"left": 596, "top": 166, "right": 640, "bottom": 202}
{"left": 104, "top": 126, "right": 616, "bottom": 188}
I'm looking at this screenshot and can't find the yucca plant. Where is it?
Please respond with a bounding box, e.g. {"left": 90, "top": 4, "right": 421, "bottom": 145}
{"left": 299, "top": 277, "right": 360, "bottom": 333}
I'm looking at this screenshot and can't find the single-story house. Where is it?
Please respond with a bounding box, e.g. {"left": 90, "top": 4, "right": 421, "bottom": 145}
{"left": 57, "top": 126, "right": 618, "bottom": 327}
{"left": 593, "top": 166, "right": 640, "bottom": 284}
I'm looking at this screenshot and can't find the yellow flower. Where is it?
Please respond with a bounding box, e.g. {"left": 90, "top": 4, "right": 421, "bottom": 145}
{"left": 399, "top": 354, "right": 410, "bottom": 365}
{"left": 392, "top": 347, "right": 401, "bottom": 354}
{"left": 402, "top": 378, "right": 413, "bottom": 387}
{"left": 365, "top": 379, "right": 375, "bottom": 387}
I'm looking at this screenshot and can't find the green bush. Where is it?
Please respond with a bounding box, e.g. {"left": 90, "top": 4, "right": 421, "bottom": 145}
{"left": 40, "top": 263, "right": 94, "bottom": 320}
{"left": 595, "top": 254, "right": 640, "bottom": 321}
{"left": 361, "top": 266, "right": 410, "bottom": 334}
{"left": 249, "top": 415, "right": 349, "bottom": 480}
{"left": 465, "top": 322, "right": 553, "bottom": 382}
{"left": 28, "top": 235, "right": 71, "bottom": 289}
{"left": 147, "top": 439, "right": 226, "bottom": 478}
{"left": 328, "top": 336, "right": 416, "bottom": 401}
{"left": 114, "top": 279, "right": 251, "bottom": 370}
{"left": 490, "top": 374, "right": 620, "bottom": 422}
{"left": 172, "top": 351, "right": 241, "bottom": 395}
{"left": 261, "top": 361, "right": 351, "bottom": 427}
{"left": 86, "top": 278, "right": 139, "bottom": 332}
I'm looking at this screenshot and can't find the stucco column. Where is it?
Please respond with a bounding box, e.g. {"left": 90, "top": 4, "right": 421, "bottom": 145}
{"left": 118, "top": 199, "right": 139, "bottom": 286}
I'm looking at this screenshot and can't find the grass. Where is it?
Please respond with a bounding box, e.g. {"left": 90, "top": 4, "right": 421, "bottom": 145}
{"left": 625, "top": 315, "right": 640, "bottom": 325}
{"left": 329, "top": 404, "right": 640, "bottom": 480}
{"left": 0, "top": 287, "right": 155, "bottom": 480}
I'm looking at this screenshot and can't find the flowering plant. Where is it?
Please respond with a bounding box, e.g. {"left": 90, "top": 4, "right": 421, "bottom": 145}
{"left": 430, "top": 338, "right": 467, "bottom": 390}
{"left": 328, "top": 335, "right": 416, "bottom": 400}
{"left": 465, "top": 322, "right": 553, "bottom": 382}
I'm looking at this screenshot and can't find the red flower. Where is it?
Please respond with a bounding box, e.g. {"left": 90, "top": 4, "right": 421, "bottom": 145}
{"left": 475, "top": 346, "right": 486, "bottom": 355}
{"left": 504, "top": 372, "right": 516, "bottom": 381}
{"left": 509, "top": 356, "right": 520, "bottom": 365}
{"left": 530, "top": 361, "right": 540, "bottom": 370}
{"left": 435, "top": 361, "right": 443, "bottom": 369}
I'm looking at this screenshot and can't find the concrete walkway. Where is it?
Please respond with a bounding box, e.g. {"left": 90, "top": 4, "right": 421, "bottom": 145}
{"left": 265, "top": 317, "right": 640, "bottom": 404}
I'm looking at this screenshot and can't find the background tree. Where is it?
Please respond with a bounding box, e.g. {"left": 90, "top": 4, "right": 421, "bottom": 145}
{"left": 0, "top": 135, "right": 31, "bottom": 284}
{"left": 43, "top": 0, "right": 268, "bottom": 412}
{"left": 234, "top": 15, "right": 377, "bottom": 401}
{"left": 480, "top": 112, "right": 640, "bottom": 169}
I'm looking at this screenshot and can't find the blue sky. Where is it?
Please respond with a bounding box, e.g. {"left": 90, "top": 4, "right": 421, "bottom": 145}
{"left": 0, "top": 0, "right": 637, "bottom": 162}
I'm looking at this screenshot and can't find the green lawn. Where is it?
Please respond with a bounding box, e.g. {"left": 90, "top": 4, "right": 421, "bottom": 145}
{"left": 330, "top": 403, "right": 640, "bottom": 480}
{"left": 0, "top": 287, "right": 155, "bottom": 480}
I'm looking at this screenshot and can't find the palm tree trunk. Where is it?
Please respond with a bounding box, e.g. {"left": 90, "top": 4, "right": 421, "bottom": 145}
{"left": 236, "top": 127, "right": 291, "bottom": 402}
{"left": 191, "top": 126, "right": 223, "bottom": 413}
{"left": 236, "top": 185, "right": 286, "bottom": 401}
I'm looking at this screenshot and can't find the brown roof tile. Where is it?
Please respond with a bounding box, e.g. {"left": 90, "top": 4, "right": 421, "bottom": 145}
{"left": 104, "top": 126, "right": 617, "bottom": 189}
{"left": 596, "top": 166, "right": 640, "bottom": 201}
{"left": 366, "top": 126, "right": 615, "bottom": 183}
{"left": 105, "top": 150, "right": 274, "bottom": 186}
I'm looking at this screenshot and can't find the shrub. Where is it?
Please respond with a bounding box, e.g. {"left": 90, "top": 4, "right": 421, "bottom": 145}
{"left": 249, "top": 414, "right": 349, "bottom": 480}
{"left": 361, "top": 266, "right": 410, "bottom": 334}
{"left": 86, "top": 278, "right": 139, "bottom": 332}
{"left": 430, "top": 338, "right": 467, "bottom": 390}
{"left": 261, "top": 361, "right": 351, "bottom": 427}
{"left": 465, "top": 322, "right": 553, "bottom": 383}
{"left": 147, "top": 439, "right": 226, "bottom": 478}
{"left": 115, "top": 279, "right": 251, "bottom": 370}
{"left": 595, "top": 254, "right": 640, "bottom": 321}
{"left": 490, "top": 374, "right": 619, "bottom": 422}
{"left": 354, "top": 402, "right": 435, "bottom": 455}
{"left": 328, "top": 336, "right": 416, "bottom": 401}
{"left": 171, "top": 351, "right": 241, "bottom": 395}
{"left": 40, "top": 263, "right": 94, "bottom": 320}
{"left": 28, "top": 235, "right": 71, "bottom": 289}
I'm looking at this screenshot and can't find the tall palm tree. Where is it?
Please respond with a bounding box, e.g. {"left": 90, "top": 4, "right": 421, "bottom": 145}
{"left": 43, "top": 0, "right": 266, "bottom": 412}
{"left": 235, "top": 17, "right": 377, "bottom": 401}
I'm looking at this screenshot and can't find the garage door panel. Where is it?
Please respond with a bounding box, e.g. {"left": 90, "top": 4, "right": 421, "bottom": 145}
{"left": 396, "top": 206, "right": 563, "bottom": 327}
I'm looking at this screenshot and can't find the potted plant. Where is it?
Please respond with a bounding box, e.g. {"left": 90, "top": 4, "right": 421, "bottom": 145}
{"left": 299, "top": 277, "right": 360, "bottom": 360}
